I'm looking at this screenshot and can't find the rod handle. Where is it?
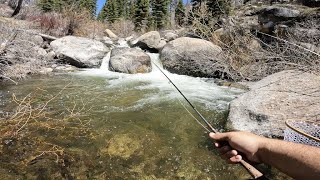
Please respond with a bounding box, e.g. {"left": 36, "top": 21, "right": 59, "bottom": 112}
{"left": 240, "top": 159, "right": 263, "bottom": 179}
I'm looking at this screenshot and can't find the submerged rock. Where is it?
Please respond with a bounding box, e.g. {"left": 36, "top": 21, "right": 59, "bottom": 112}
{"left": 102, "top": 134, "right": 142, "bottom": 159}
{"left": 109, "top": 47, "right": 152, "bottom": 74}
{"left": 160, "top": 37, "right": 232, "bottom": 79}
{"left": 227, "top": 70, "right": 320, "bottom": 138}
{"left": 50, "top": 36, "right": 109, "bottom": 68}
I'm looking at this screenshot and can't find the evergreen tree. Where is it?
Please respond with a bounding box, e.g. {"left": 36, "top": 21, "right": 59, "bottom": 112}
{"left": 134, "top": 0, "right": 150, "bottom": 30}
{"left": 175, "top": 0, "right": 185, "bottom": 26}
{"left": 151, "top": 0, "right": 170, "bottom": 29}
{"left": 191, "top": 0, "right": 230, "bottom": 18}
{"left": 206, "top": 0, "right": 230, "bottom": 17}
{"left": 98, "top": 0, "right": 119, "bottom": 23}
{"left": 38, "top": 0, "right": 96, "bottom": 15}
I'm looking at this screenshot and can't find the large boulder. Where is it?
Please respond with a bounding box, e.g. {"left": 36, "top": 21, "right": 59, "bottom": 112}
{"left": 130, "top": 31, "right": 165, "bottom": 52}
{"left": 109, "top": 47, "right": 152, "bottom": 74}
{"left": 258, "top": 6, "right": 301, "bottom": 24}
{"left": 160, "top": 37, "right": 232, "bottom": 79}
{"left": 227, "top": 70, "right": 320, "bottom": 138}
{"left": 50, "top": 36, "right": 109, "bottom": 68}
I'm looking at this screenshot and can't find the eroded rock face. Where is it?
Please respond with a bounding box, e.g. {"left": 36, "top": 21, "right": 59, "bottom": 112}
{"left": 130, "top": 31, "right": 164, "bottom": 52}
{"left": 109, "top": 47, "right": 152, "bottom": 74}
{"left": 160, "top": 37, "right": 232, "bottom": 79}
{"left": 50, "top": 36, "right": 109, "bottom": 68}
{"left": 227, "top": 70, "right": 320, "bottom": 138}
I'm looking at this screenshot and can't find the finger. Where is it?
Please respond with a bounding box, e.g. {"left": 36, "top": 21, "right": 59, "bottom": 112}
{"left": 222, "top": 150, "right": 238, "bottom": 160}
{"left": 218, "top": 146, "right": 231, "bottom": 155}
{"left": 209, "top": 132, "right": 231, "bottom": 141}
{"left": 227, "top": 155, "right": 242, "bottom": 164}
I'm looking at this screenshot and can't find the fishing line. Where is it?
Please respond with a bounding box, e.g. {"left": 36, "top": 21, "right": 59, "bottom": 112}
{"left": 175, "top": 95, "right": 210, "bottom": 133}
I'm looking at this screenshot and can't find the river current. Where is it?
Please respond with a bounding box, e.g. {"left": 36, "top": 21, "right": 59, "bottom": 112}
{"left": 0, "top": 52, "right": 287, "bottom": 179}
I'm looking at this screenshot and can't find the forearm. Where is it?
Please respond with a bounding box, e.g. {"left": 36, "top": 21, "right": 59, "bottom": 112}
{"left": 258, "top": 138, "right": 320, "bottom": 180}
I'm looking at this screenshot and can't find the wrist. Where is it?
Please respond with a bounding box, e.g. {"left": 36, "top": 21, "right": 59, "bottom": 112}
{"left": 256, "top": 137, "right": 271, "bottom": 164}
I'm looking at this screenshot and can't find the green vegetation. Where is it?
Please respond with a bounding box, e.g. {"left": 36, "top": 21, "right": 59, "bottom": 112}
{"left": 38, "top": 0, "right": 97, "bottom": 15}
{"left": 151, "top": 0, "right": 170, "bottom": 29}
{"left": 175, "top": 0, "right": 186, "bottom": 26}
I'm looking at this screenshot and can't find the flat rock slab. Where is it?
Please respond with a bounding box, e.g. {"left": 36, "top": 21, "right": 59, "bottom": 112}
{"left": 227, "top": 70, "right": 320, "bottom": 138}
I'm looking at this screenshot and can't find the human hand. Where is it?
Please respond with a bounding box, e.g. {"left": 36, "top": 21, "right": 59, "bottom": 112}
{"left": 209, "top": 131, "right": 266, "bottom": 164}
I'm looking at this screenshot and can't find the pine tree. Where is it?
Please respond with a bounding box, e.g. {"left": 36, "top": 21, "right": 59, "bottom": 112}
{"left": 98, "top": 0, "right": 119, "bottom": 23}
{"left": 151, "top": 0, "right": 170, "bottom": 29}
{"left": 175, "top": 0, "right": 185, "bottom": 26}
{"left": 206, "top": 0, "right": 230, "bottom": 17}
{"left": 134, "top": 0, "right": 150, "bottom": 30}
{"left": 38, "top": 0, "right": 96, "bottom": 15}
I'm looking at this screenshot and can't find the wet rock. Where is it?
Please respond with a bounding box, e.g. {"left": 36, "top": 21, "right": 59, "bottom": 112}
{"left": 130, "top": 31, "right": 163, "bottom": 52}
{"left": 160, "top": 37, "right": 232, "bottom": 79}
{"left": 227, "top": 70, "right": 320, "bottom": 138}
{"left": 50, "top": 36, "right": 109, "bottom": 68}
{"left": 109, "top": 47, "right": 152, "bottom": 74}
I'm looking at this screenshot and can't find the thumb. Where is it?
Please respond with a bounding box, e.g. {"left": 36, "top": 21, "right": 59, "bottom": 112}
{"left": 209, "top": 132, "right": 230, "bottom": 141}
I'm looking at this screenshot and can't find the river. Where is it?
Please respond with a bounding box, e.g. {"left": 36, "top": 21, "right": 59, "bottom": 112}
{"left": 0, "top": 53, "right": 287, "bottom": 179}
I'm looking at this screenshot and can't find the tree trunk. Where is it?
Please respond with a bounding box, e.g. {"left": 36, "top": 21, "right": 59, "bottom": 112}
{"left": 11, "top": 0, "right": 24, "bottom": 17}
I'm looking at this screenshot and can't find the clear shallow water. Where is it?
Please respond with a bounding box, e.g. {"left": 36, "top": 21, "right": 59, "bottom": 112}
{"left": 0, "top": 56, "right": 287, "bottom": 179}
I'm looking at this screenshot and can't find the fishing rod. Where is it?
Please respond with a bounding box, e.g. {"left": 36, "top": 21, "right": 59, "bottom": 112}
{"left": 151, "top": 61, "right": 264, "bottom": 179}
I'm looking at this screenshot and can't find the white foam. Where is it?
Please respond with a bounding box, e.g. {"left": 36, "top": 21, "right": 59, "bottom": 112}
{"left": 73, "top": 52, "right": 243, "bottom": 111}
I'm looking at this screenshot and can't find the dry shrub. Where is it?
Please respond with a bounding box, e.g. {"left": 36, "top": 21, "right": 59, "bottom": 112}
{"left": 106, "top": 18, "right": 136, "bottom": 38}
{"left": 29, "top": 12, "right": 70, "bottom": 37}
{"left": 0, "top": 88, "right": 95, "bottom": 178}
{"left": 188, "top": 3, "right": 219, "bottom": 40}
{"left": 213, "top": 18, "right": 320, "bottom": 81}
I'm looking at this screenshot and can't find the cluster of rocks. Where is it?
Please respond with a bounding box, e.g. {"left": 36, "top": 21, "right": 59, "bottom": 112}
{"left": 31, "top": 2, "right": 319, "bottom": 138}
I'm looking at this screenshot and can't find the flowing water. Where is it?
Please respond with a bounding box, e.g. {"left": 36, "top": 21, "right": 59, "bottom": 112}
{"left": 0, "top": 53, "right": 287, "bottom": 179}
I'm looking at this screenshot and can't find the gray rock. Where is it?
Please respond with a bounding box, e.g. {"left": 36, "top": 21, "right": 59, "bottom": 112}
{"left": 32, "top": 35, "right": 44, "bottom": 46}
{"left": 102, "top": 36, "right": 114, "bottom": 46}
{"left": 33, "top": 47, "right": 47, "bottom": 56}
{"left": 258, "top": 6, "right": 300, "bottom": 24}
{"left": 227, "top": 70, "right": 320, "bottom": 138}
{"left": 45, "top": 51, "right": 56, "bottom": 61}
{"left": 160, "top": 37, "right": 231, "bottom": 79}
{"left": 130, "top": 31, "right": 162, "bottom": 52}
{"left": 50, "top": 36, "right": 109, "bottom": 68}
{"left": 164, "top": 32, "right": 178, "bottom": 41}
{"left": 109, "top": 47, "right": 152, "bottom": 74}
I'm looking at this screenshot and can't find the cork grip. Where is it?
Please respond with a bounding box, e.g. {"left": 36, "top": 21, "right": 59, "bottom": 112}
{"left": 240, "top": 159, "right": 263, "bottom": 179}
